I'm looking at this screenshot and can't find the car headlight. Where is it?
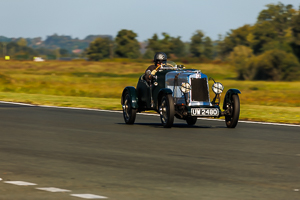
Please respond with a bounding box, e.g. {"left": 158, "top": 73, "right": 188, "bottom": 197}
{"left": 212, "top": 82, "right": 224, "bottom": 94}
{"left": 180, "top": 82, "right": 191, "bottom": 93}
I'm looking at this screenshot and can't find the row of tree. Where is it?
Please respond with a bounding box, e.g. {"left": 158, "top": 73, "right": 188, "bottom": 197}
{"left": 85, "top": 30, "right": 214, "bottom": 60}
{"left": 86, "top": 2, "right": 300, "bottom": 81}
{"left": 220, "top": 3, "right": 300, "bottom": 80}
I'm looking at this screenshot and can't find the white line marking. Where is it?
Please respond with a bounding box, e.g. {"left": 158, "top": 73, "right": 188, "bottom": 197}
{"left": 0, "top": 178, "right": 2, "bottom": 181}
{"left": 138, "top": 112, "right": 158, "bottom": 116}
{"left": 1, "top": 100, "right": 299, "bottom": 127}
{"left": 70, "top": 194, "right": 108, "bottom": 199}
{"left": 36, "top": 187, "right": 71, "bottom": 192}
{"left": 0, "top": 101, "right": 35, "bottom": 106}
{"left": 238, "top": 120, "right": 300, "bottom": 127}
{"left": 195, "top": 117, "right": 300, "bottom": 127}
{"left": 40, "top": 104, "right": 122, "bottom": 113}
{"left": 294, "top": 189, "right": 299, "bottom": 192}
{"left": 4, "top": 181, "right": 37, "bottom": 186}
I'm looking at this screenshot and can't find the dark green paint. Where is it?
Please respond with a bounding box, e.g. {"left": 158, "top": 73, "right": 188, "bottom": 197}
{"left": 223, "top": 89, "right": 241, "bottom": 110}
{"left": 121, "top": 86, "right": 139, "bottom": 109}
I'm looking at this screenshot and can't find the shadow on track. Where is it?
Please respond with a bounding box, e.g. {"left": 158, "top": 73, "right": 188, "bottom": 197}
{"left": 117, "top": 122, "right": 227, "bottom": 129}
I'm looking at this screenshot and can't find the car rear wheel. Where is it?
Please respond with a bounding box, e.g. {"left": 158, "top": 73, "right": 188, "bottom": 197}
{"left": 225, "top": 94, "right": 240, "bottom": 128}
{"left": 122, "top": 92, "right": 137, "bottom": 124}
{"left": 186, "top": 116, "right": 197, "bottom": 125}
{"left": 159, "top": 94, "right": 175, "bottom": 128}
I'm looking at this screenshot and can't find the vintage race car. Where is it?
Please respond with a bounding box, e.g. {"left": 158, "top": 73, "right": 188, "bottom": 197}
{"left": 121, "top": 61, "right": 241, "bottom": 128}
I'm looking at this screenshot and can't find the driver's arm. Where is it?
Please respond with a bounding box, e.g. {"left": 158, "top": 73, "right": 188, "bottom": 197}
{"left": 145, "top": 69, "right": 154, "bottom": 82}
{"left": 145, "top": 65, "right": 156, "bottom": 81}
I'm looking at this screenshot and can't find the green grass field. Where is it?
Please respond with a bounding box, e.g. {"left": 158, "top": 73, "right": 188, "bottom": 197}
{"left": 0, "top": 60, "right": 299, "bottom": 124}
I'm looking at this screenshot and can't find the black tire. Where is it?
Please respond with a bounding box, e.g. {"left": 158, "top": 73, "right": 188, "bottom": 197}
{"left": 186, "top": 116, "right": 197, "bottom": 125}
{"left": 159, "top": 94, "right": 175, "bottom": 128}
{"left": 122, "top": 92, "right": 137, "bottom": 124}
{"left": 225, "top": 94, "right": 240, "bottom": 128}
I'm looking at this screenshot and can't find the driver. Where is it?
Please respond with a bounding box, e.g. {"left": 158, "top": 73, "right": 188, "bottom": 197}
{"left": 145, "top": 52, "right": 167, "bottom": 83}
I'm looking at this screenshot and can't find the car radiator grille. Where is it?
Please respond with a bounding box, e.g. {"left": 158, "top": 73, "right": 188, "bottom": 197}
{"left": 191, "top": 78, "right": 209, "bottom": 102}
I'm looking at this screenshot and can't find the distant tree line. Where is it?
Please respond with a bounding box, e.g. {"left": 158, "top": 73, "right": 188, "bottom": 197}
{"left": 0, "top": 34, "right": 112, "bottom": 60}
{"left": 0, "top": 40, "right": 77, "bottom": 60}
{"left": 1, "top": 2, "right": 300, "bottom": 81}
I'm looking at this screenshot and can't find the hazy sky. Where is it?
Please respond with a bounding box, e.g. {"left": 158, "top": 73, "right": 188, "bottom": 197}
{"left": 1, "top": 0, "right": 299, "bottom": 42}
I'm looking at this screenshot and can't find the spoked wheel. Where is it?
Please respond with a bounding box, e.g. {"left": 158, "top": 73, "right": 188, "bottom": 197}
{"left": 159, "top": 94, "right": 175, "bottom": 128}
{"left": 225, "top": 94, "right": 240, "bottom": 128}
{"left": 122, "top": 92, "right": 137, "bottom": 124}
{"left": 186, "top": 116, "right": 197, "bottom": 126}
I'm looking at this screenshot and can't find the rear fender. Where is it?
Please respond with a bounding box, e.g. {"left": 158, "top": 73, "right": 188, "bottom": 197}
{"left": 121, "top": 87, "right": 138, "bottom": 109}
{"left": 223, "top": 89, "right": 241, "bottom": 110}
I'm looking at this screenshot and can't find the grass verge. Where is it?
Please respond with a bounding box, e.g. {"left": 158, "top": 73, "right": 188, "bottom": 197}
{"left": 0, "top": 92, "right": 121, "bottom": 110}
{"left": 0, "top": 92, "right": 299, "bottom": 125}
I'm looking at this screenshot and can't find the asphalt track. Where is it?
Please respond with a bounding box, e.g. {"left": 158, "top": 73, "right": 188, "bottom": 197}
{"left": 0, "top": 102, "right": 299, "bottom": 200}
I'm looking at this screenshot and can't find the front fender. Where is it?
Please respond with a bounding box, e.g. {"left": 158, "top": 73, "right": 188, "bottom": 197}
{"left": 121, "top": 86, "right": 138, "bottom": 109}
{"left": 223, "top": 89, "right": 241, "bottom": 110}
{"left": 158, "top": 88, "right": 173, "bottom": 99}
{"left": 156, "top": 88, "right": 173, "bottom": 108}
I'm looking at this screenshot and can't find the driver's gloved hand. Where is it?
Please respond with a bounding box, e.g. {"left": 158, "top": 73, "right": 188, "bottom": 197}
{"left": 151, "top": 70, "right": 157, "bottom": 75}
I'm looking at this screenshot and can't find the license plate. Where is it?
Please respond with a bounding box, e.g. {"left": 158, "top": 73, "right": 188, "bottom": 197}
{"left": 191, "top": 108, "right": 219, "bottom": 116}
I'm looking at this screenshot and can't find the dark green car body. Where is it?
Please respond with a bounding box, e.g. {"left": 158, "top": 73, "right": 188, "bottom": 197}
{"left": 121, "top": 64, "right": 241, "bottom": 128}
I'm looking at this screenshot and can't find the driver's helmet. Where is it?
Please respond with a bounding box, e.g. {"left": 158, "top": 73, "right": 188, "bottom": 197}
{"left": 154, "top": 52, "right": 167, "bottom": 66}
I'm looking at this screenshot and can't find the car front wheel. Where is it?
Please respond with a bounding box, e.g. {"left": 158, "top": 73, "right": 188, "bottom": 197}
{"left": 159, "top": 94, "right": 175, "bottom": 128}
{"left": 122, "top": 92, "right": 137, "bottom": 124}
{"left": 225, "top": 94, "right": 240, "bottom": 128}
